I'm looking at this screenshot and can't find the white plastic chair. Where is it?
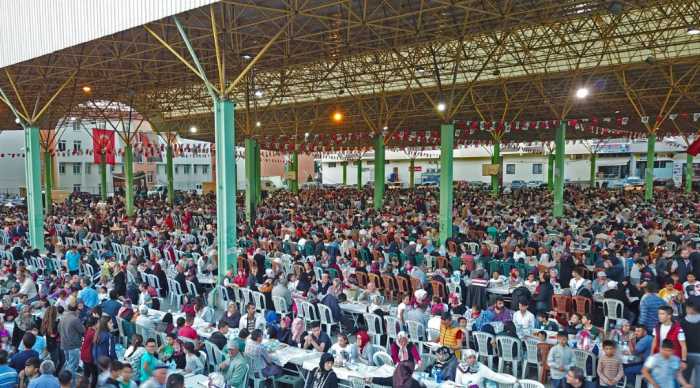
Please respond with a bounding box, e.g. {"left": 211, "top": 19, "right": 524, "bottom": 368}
{"left": 168, "top": 278, "right": 185, "bottom": 309}
{"left": 572, "top": 349, "right": 597, "bottom": 381}
{"left": 365, "top": 313, "right": 385, "bottom": 347}
{"left": 496, "top": 336, "right": 522, "bottom": 376}
{"left": 384, "top": 316, "right": 400, "bottom": 347}
{"left": 522, "top": 337, "right": 542, "bottom": 379}
{"left": 602, "top": 299, "right": 624, "bottom": 334}
{"left": 317, "top": 304, "right": 339, "bottom": 336}
{"left": 186, "top": 280, "right": 198, "bottom": 297}
{"left": 251, "top": 291, "right": 266, "bottom": 313}
{"left": 272, "top": 296, "right": 289, "bottom": 317}
{"left": 472, "top": 331, "right": 496, "bottom": 368}
{"left": 518, "top": 379, "right": 545, "bottom": 388}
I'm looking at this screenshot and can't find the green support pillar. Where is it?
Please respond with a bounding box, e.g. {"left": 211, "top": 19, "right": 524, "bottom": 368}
{"left": 24, "top": 126, "right": 44, "bottom": 250}
{"left": 290, "top": 151, "right": 299, "bottom": 194}
{"left": 43, "top": 149, "right": 53, "bottom": 215}
{"left": 254, "top": 142, "right": 261, "bottom": 203}
{"left": 245, "top": 138, "right": 258, "bottom": 224}
{"left": 645, "top": 133, "right": 656, "bottom": 201}
{"left": 439, "top": 123, "right": 454, "bottom": 245}
{"left": 357, "top": 159, "right": 363, "bottom": 189}
{"left": 686, "top": 152, "right": 694, "bottom": 193}
{"left": 547, "top": 152, "right": 555, "bottom": 191}
{"left": 342, "top": 162, "right": 348, "bottom": 185}
{"left": 409, "top": 159, "right": 415, "bottom": 189}
{"left": 590, "top": 153, "right": 597, "bottom": 188}
{"left": 99, "top": 150, "right": 107, "bottom": 201}
{"left": 165, "top": 143, "right": 174, "bottom": 206}
{"left": 124, "top": 143, "right": 135, "bottom": 217}
{"left": 373, "top": 134, "right": 385, "bottom": 210}
{"left": 553, "top": 121, "right": 566, "bottom": 218}
{"left": 491, "top": 141, "right": 501, "bottom": 195}
{"left": 214, "top": 99, "right": 237, "bottom": 282}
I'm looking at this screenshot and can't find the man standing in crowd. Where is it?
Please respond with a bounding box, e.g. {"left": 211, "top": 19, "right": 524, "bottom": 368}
{"left": 57, "top": 304, "right": 84, "bottom": 376}
{"left": 680, "top": 300, "right": 700, "bottom": 388}
{"left": 643, "top": 339, "right": 692, "bottom": 388}
{"left": 651, "top": 305, "right": 686, "bottom": 361}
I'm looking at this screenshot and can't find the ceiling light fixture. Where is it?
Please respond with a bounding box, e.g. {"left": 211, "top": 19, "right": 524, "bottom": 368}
{"left": 254, "top": 90, "right": 263, "bottom": 98}
{"left": 575, "top": 87, "right": 589, "bottom": 99}
{"left": 436, "top": 102, "right": 447, "bottom": 112}
{"left": 688, "top": 26, "right": 700, "bottom": 35}
{"left": 255, "top": 121, "right": 261, "bottom": 127}
{"left": 82, "top": 85, "right": 92, "bottom": 93}
{"left": 189, "top": 126, "right": 198, "bottom": 133}
{"left": 332, "top": 111, "right": 343, "bottom": 123}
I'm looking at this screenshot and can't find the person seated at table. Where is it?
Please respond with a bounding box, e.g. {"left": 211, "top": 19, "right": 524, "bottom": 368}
{"left": 524, "top": 272, "right": 539, "bottom": 294}
{"left": 607, "top": 319, "right": 633, "bottom": 343}
{"left": 134, "top": 305, "right": 155, "bottom": 331}
{"left": 455, "top": 349, "right": 517, "bottom": 388}
{"left": 219, "top": 302, "right": 241, "bottom": 330}
{"left": 272, "top": 277, "right": 293, "bottom": 309}
{"left": 488, "top": 270, "right": 506, "bottom": 288}
{"left": 569, "top": 267, "right": 590, "bottom": 296}
{"left": 183, "top": 342, "right": 205, "bottom": 375}
{"left": 566, "top": 313, "right": 582, "bottom": 335}
{"left": 448, "top": 292, "right": 466, "bottom": 315}
{"left": 209, "top": 321, "right": 230, "bottom": 351}
{"left": 368, "top": 360, "right": 422, "bottom": 388}
{"left": 390, "top": 331, "right": 421, "bottom": 367}
{"left": 508, "top": 268, "right": 523, "bottom": 287}
{"left": 219, "top": 340, "right": 248, "bottom": 387}
{"left": 245, "top": 329, "right": 283, "bottom": 379}
{"left": 512, "top": 300, "right": 535, "bottom": 333}
{"left": 436, "top": 312, "right": 463, "bottom": 356}
{"left": 575, "top": 314, "right": 600, "bottom": 352}
{"left": 304, "top": 321, "right": 332, "bottom": 353}
{"left": 138, "top": 338, "right": 161, "bottom": 383}
{"left": 238, "top": 303, "right": 265, "bottom": 332}
{"left": 431, "top": 346, "right": 458, "bottom": 382}
{"left": 487, "top": 297, "right": 513, "bottom": 323}
{"left": 316, "top": 271, "right": 332, "bottom": 297}
{"left": 357, "top": 281, "right": 381, "bottom": 303}
{"left": 276, "top": 316, "right": 292, "bottom": 344}
{"left": 297, "top": 262, "right": 314, "bottom": 294}
{"left": 177, "top": 314, "right": 198, "bottom": 341}
{"left": 356, "top": 330, "right": 377, "bottom": 366}
{"left": 193, "top": 297, "right": 216, "bottom": 324}
{"left": 304, "top": 353, "right": 338, "bottom": 388}
{"left": 534, "top": 311, "right": 560, "bottom": 331}
{"left": 593, "top": 271, "right": 611, "bottom": 295}
{"left": 329, "top": 334, "right": 356, "bottom": 364}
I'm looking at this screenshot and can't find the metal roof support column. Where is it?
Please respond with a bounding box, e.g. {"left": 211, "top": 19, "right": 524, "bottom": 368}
{"left": 686, "top": 152, "right": 693, "bottom": 194}
{"left": 99, "top": 150, "right": 108, "bottom": 201}
{"left": 290, "top": 151, "right": 299, "bottom": 194}
{"left": 408, "top": 159, "right": 415, "bottom": 189}
{"left": 357, "top": 159, "right": 363, "bottom": 189}
{"left": 548, "top": 153, "right": 555, "bottom": 191}
{"left": 373, "top": 134, "right": 385, "bottom": 210}
{"left": 645, "top": 133, "right": 656, "bottom": 201}
{"left": 214, "top": 99, "right": 237, "bottom": 282}
{"left": 124, "top": 143, "right": 134, "bottom": 218}
{"left": 439, "top": 123, "right": 454, "bottom": 245}
{"left": 491, "top": 141, "right": 501, "bottom": 196}
{"left": 590, "top": 153, "right": 597, "bottom": 188}
{"left": 553, "top": 121, "right": 566, "bottom": 218}
{"left": 254, "top": 142, "right": 261, "bottom": 203}
{"left": 342, "top": 162, "right": 348, "bottom": 186}
{"left": 165, "top": 143, "right": 175, "bottom": 206}
{"left": 43, "top": 149, "right": 53, "bottom": 215}
{"left": 24, "top": 126, "right": 44, "bottom": 250}
{"left": 245, "top": 137, "right": 258, "bottom": 224}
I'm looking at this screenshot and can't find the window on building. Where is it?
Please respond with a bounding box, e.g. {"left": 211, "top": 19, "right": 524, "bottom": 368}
{"left": 328, "top": 162, "right": 337, "bottom": 168}
{"left": 85, "top": 164, "right": 91, "bottom": 174}
{"left": 506, "top": 164, "right": 515, "bottom": 175}
{"left": 532, "top": 163, "right": 543, "bottom": 174}
{"left": 72, "top": 163, "right": 81, "bottom": 174}
{"left": 59, "top": 163, "right": 66, "bottom": 174}
{"left": 73, "top": 184, "right": 81, "bottom": 192}
{"left": 183, "top": 165, "right": 191, "bottom": 175}
{"left": 175, "top": 165, "right": 180, "bottom": 174}
{"left": 73, "top": 140, "right": 82, "bottom": 152}
{"left": 147, "top": 173, "right": 153, "bottom": 183}
{"left": 72, "top": 121, "right": 80, "bottom": 131}
{"left": 201, "top": 165, "right": 209, "bottom": 175}
{"left": 58, "top": 140, "right": 66, "bottom": 152}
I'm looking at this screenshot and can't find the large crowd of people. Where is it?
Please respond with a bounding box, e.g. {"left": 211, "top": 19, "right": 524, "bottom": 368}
{"left": 0, "top": 183, "right": 698, "bottom": 388}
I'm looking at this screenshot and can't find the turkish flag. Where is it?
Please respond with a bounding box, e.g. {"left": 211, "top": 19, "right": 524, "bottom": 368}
{"left": 92, "top": 128, "right": 116, "bottom": 164}
{"left": 688, "top": 137, "right": 700, "bottom": 156}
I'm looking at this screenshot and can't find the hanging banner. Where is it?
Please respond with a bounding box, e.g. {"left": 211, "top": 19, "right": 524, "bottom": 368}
{"left": 92, "top": 128, "right": 116, "bottom": 164}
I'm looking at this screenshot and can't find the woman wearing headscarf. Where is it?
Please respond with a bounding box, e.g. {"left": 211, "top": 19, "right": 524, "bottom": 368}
{"left": 304, "top": 353, "right": 338, "bottom": 388}
{"left": 390, "top": 331, "right": 422, "bottom": 367}
{"left": 455, "top": 349, "right": 517, "bottom": 388}
{"left": 277, "top": 316, "right": 292, "bottom": 344}
{"left": 287, "top": 318, "right": 306, "bottom": 347}
{"left": 369, "top": 361, "right": 424, "bottom": 388}
{"left": 356, "top": 330, "right": 377, "bottom": 365}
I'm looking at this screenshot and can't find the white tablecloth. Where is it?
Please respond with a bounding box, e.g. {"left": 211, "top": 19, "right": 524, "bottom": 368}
{"left": 339, "top": 302, "right": 368, "bottom": 314}
{"left": 183, "top": 373, "right": 209, "bottom": 387}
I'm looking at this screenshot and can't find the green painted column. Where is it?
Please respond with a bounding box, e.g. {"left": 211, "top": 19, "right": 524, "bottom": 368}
{"left": 254, "top": 142, "right": 261, "bottom": 203}
{"left": 245, "top": 138, "right": 258, "bottom": 224}
{"left": 342, "top": 162, "right": 348, "bottom": 185}
{"left": 124, "top": 143, "right": 135, "bottom": 217}
{"left": 24, "top": 126, "right": 44, "bottom": 250}
{"left": 357, "top": 159, "right": 363, "bottom": 189}
{"left": 99, "top": 150, "right": 107, "bottom": 201}
{"left": 590, "top": 153, "right": 597, "bottom": 188}
{"left": 553, "top": 121, "right": 566, "bottom": 218}
{"left": 645, "top": 133, "right": 656, "bottom": 201}
{"left": 214, "top": 99, "right": 237, "bottom": 282}
{"left": 491, "top": 141, "right": 501, "bottom": 195}
{"left": 439, "top": 123, "right": 454, "bottom": 245}
{"left": 290, "top": 151, "right": 299, "bottom": 194}
{"left": 165, "top": 143, "right": 174, "bottom": 206}
{"left": 409, "top": 159, "right": 415, "bottom": 189}
{"left": 373, "top": 134, "right": 385, "bottom": 210}
{"left": 686, "top": 153, "right": 694, "bottom": 193}
{"left": 547, "top": 153, "right": 555, "bottom": 191}
{"left": 43, "top": 149, "right": 53, "bottom": 215}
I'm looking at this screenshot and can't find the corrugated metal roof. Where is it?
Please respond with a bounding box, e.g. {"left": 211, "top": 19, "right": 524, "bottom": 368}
{"left": 0, "top": 0, "right": 217, "bottom": 68}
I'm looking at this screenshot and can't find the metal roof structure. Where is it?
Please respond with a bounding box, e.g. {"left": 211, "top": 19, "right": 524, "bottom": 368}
{"left": 1, "top": 0, "right": 699, "bottom": 149}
